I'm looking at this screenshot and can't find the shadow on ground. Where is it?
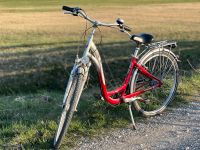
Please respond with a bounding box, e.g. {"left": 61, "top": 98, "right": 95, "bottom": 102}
{"left": 0, "top": 40, "right": 199, "bottom": 94}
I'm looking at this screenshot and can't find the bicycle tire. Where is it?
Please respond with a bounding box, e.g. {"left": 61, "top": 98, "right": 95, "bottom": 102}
{"left": 54, "top": 73, "right": 85, "bottom": 149}
{"left": 131, "top": 48, "right": 179, "bottom": 117}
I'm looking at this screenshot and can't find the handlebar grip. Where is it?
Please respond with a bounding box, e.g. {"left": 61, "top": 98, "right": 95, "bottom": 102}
{"left": 62, "top": 6, "right": 74, "bottom": 12}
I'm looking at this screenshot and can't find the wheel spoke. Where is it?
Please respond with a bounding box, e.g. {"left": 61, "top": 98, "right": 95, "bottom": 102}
{"left": 162, "top": 63, "right": 174, "bottom": 80}
{"left": 151, "top": 56, "right": 158, "bottom": 74}
{"left": 132, "top": 50, "right": 178, "bottom": 115}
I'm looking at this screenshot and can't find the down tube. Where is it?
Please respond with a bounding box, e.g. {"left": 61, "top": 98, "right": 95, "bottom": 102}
{"left": 88, "top": 51, "right": 121, "bottom": 105}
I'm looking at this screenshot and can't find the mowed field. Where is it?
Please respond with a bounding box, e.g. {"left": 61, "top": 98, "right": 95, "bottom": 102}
{"left": 0, "top": 0, "right": 200, "bottom": 149}
{"left": 0, "top": 2, "right": 199, "bottom": 93}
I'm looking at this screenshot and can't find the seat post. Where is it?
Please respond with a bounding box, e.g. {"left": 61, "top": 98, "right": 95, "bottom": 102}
{"left": 133, "top": 44, "right": 140, "bottom": 58}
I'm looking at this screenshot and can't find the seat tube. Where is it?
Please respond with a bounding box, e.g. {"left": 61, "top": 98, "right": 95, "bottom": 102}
{"left": 133, "top": 47, "right": 140, "bottom": 58}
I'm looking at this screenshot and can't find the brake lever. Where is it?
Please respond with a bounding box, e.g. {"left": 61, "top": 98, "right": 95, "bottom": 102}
{"left": 124, "top": 25, "right": 132, "bottom": 32}
{"left": 63, "top": 8, "right": 80, "bottom": 16}
{"left": 118, "top": 24, "right": 132, "bottom": 32}
{"left": 72, "top": 7, "right": 82, "bottom": 16}
{"left": 64, "top": 12, "right": 73, "bottom": 15}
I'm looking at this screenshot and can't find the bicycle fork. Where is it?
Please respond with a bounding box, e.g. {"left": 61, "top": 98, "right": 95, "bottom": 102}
{"left": 74, "top": 66, "right": 90, "bottom": 111}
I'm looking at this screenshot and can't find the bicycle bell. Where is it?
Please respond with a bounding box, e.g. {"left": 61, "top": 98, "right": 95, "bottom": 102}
{"left": 116, "top": 18, "right": 124, "bottom": 25}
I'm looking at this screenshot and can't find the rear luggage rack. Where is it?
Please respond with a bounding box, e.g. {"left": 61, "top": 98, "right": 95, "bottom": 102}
{"left": 149, "top": 40, "right": 177, "bottom": 49}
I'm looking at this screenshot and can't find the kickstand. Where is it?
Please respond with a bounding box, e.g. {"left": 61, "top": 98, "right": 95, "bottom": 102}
{"left": 128, "top": 103, "right": 136, "bottom": 130}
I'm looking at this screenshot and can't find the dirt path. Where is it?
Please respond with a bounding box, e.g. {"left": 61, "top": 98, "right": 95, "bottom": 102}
{"left": 73, "top": 100, "right": 200, "bottom": 150}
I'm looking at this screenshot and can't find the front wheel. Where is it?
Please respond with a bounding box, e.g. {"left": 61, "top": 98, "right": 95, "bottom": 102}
{"left": 54, "top": 73, "right": 86, "bottom": 149}
{"left": 131, "top": 48, "right": 179, "bottom": 117}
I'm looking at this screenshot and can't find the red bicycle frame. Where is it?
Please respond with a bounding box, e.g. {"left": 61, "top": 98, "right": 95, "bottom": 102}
{"left": 82, "top": 28, "right": 162, "bottom": 106}
{"left": 98, "top": 56, "right": 162, "bottom": 105}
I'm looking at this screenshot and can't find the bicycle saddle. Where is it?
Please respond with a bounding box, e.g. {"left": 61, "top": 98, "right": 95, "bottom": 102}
{"left": 131, "top": 33, "right": 154, "bottom": 44}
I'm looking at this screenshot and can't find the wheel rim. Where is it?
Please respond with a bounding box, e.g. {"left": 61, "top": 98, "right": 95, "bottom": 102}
{"left": 134, "top": 52, "right": 178, "bottom": 113}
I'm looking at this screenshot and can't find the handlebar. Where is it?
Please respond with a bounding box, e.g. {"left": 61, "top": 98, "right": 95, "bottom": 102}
{"left": 63, "top": 6, "right": 76, "bottom": 12}
{"left": 62, "top": 6, "right": 132, "bottom": 33}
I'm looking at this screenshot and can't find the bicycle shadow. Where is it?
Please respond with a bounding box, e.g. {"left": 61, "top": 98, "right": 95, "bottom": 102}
{"left": 0, "top": 40, "right": 199, "bottom": 95}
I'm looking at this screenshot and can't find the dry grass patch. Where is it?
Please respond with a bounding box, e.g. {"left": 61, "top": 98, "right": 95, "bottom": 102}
{"left": 0, "top": 3, "right": 200, "bottom": 46}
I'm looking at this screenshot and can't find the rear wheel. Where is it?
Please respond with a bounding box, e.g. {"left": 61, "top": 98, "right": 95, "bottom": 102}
{"left": 131, "top": 49, "right": 179, "bottom": 117}
{"left": 54, "top": 73, "right": 86, "bottom": 149}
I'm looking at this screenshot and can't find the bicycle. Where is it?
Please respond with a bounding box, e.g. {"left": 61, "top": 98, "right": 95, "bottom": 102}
{"left": 54, "top": 6, "right": 179, "bottom": 148}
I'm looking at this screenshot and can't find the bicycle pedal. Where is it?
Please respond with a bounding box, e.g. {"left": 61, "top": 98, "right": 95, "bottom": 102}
{"left": 93, "top": 93, "right": 104, "bottom": 101}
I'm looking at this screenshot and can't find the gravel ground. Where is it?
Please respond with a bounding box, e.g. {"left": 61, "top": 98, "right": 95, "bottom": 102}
{"left": 73, "top": 100, "right": 200, "bottom": 150}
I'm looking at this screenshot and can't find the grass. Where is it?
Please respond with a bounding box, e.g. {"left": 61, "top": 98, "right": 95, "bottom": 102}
{"left": 0, "top": 92, "right": 60, "bottom": 148}
{"left": 0, "top": 0, "right": 200, "bottom": 149}
{"left": 0, "top": 91, "right": 137, "bottom": 149}
{"left": 0, "top": 75, "right": 199, "bottom": 149}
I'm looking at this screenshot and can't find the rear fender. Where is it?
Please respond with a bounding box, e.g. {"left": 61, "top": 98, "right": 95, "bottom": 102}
{"left": 143, "top": 47, "right": 180, "bottom": 63}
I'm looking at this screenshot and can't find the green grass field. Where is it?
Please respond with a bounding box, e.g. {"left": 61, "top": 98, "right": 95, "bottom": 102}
{"left": 0, "top": 0, "right": 200, "bottom": 149}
